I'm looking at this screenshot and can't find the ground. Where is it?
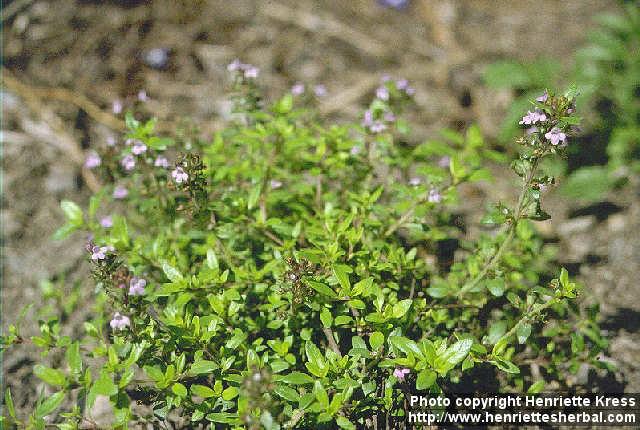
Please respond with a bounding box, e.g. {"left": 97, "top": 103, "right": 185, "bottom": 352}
{"left": 2, "top": 0, "right": 638, "bottom": 419}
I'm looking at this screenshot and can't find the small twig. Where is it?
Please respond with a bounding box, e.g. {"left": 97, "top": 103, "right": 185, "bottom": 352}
{"left": 2, "top": 69, "right": 102, "bottom": 192}
{"left": 2, "top": 67, "right": 125, "bottom": 131}
{"left": 322, "top": 327, "right": 342, "bottom": 357}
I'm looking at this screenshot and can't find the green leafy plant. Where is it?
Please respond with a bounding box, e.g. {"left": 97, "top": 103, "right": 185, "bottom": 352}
{"left": 483, "top": 4, "right": 640, "bottom": 202}
{"left": 1, "top": 71, "right": 608, "bottom": 429}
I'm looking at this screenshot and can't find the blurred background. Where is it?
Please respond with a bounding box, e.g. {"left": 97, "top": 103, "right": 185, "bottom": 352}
{"left": 2, "top": 0, "right": 639, "bottom": 413}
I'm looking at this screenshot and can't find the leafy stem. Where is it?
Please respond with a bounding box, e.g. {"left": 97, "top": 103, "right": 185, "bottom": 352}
{"left": 456, "top": 157, "right": 540, "bottom": 298}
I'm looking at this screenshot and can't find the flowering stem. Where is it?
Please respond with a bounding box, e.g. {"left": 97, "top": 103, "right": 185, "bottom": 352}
{"left": 456, "top": 157, "right": 540, "bottom": 298}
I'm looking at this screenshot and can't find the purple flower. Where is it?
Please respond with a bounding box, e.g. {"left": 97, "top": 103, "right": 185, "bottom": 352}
{"left": 121, "top": 154, "right": 136, "bottom": 171}
{"left": 100, "top": 216, "right": 113, "bottom": 228}
{"left": 227, "top": 59, "right": 243, "bottom": 72}
{"left": 91, "top": 245, "right": 108, "bottom": 260}
{"left": 270, "top": 179, "right": 283, "bottom": 189}
{"left": 84, "top": 152, "right": 101, "bottom": 169}
{"left": 519, "top": 110, "right": 547, "bottom": 126}
{"left": 244, "top": 66, "right": 260, "bottom": 79}
{"left": 106, "top": 136, "right": 117, "bottom": 147}
{"left": 438, "top": 156, "right": 451, "bottom": 168}
{"left": 396, "top": 79, "right": 408, "bottom": 90}
{"left": 381, "top": 74, "right": 392, "bottom": 83}
{"left": 393, "top": 368, "right": 411, "bottom": 380}
{"left": 544, "top": 127, "right": 567, "bottom": 146}
{"left": 172, "top": 166, "right": 189, "bottom": 183}
{"left": 536, "top": 91, "right": 549, "bottom": 103}
{"left": 113, "top": 186, "right": 128, "bottom": 199}
{"left": 428, "top": 188, "right": 441, "bottom": 203}
{"left": 350, "top": 146, "right": 361, "bottom": 156}
{"left": 132, "top": 141, "right": 147, "bottom": 155}
{"left": 137, "top": 90, "right": 148, "bottom": 102}
{"left": 109, "top": 312, "right": 130, "bottom": 331}
{"left": 112, "top": 100, "right": 123, "bottom": 114}
{"left": 376, "top": 86, "right": 389, "bottom": 101}
{"left": 526, "top": 127, "right": 539, "bottom": 135}
{"left": 409, "top": 177, "right": 422, "bottom": 186}
{"left": 291, "top": 83, "right": 305, "bottom": 95}
{"left": 314, "top": 85, "right": 327, "bottom": 97}
{"left": 128, "top": 277, "right": 146, "bottom": 296}
{"left": 154, "top": 156, "right": 169, "bottom": 168}
{"left": 362, "top": 110, "right": 374, "bottom": 127}
{"left": 384, "top": 111, "right": 396, "bottom": 122}
{"left": 369, "top": 121, "right": 387, "bottom": 134}
{"left": 405, "top": 86, "right": 415, "bottom": 96}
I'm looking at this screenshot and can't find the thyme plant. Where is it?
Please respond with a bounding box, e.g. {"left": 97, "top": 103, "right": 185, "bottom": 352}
{"left": 1, "top": 68, "right": 607, "bottom": 429}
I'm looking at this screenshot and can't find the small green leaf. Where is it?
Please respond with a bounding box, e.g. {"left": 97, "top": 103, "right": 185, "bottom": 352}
{"left": 172, "top": 383, "right": 188, "bottom": 398}
{"left": 279, "top": 372, "right": 314, "bottom": 385}
{"left": 33, "top": 365, "right": 66, "bottom": 387}
{"left": 222, "top": 386, "right": 239, "bottom": 400}
{"left": 517, "top": 323, "right": 532, "bottom": 344}
{"left": 527, "top": 380, "right": 545, "bottom": 394}
{"left": 35, "top": 391, "right": 65, "bottom": 418}
{"left": 392, "top": 299, "right": 412, "bottom": 318}
{"left": 332, "top": 265, "right": 351, "bottom": 292}
{"left": 416, "top": 370, "right": 437, "bottom": 390}
{"left": 189, "top": 360, "right": 219, "bottom": 376}
{"left": 305, "top": 280, "right": 337, "bottom": 299}
{"left": 92, "top": 370, "right": 118, "bottom": 396}
{"left": 369, "top": 332, "right": 384, "bottom": 350}
{"left": 320, "top": 308, "right": 333, "bottom": 328}
{"left": 4, "top": 388, "right": 16, "bottom": 419}
{"left": 191, "top": 384, "right": 216, "bottom": 398}
{"left": 60, "top": 200, "right": 83, "bottom": 225}
{"left": 162, "top": 261, "right": 184, "bottom": 282}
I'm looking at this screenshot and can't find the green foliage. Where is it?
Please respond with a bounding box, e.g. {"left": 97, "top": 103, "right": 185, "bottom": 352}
{"left": 1, "top": 81, "right": 608, "bottom": 429}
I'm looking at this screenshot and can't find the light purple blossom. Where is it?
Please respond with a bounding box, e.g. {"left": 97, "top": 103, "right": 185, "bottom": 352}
{"left": 519, "top": 110, "right": 547, "bottom": 125}
{"left": 369, "top": 121, "right": 387, "bottom": 134}
{"left": 100, "top": 216, "right": 113, "bottom": 228}
{"left": 172, "top": 166, "right": 189, "bottom": 183}
{"left": 376, "top": 86, "right": 389, "bottom": 101}
{"left": 113, "top": 186, "right": 128, "bottom": 199}
{"left": 227, "top": 59, "right": 243, "bottom": 72}
{"left": 405, "top": 86, "right": 415, "bottom": 96}
{"left": 536, "top": 91, "right": 549, "bottom": 103}
{"left": 244, "top": 66, "right": 260, "bottom": 79}
{"left": 84, "top": 152, "right": 101, "bottom": 169}
{"left": 381, "top": 74, "right": 392, "bottom": 83}
{"left": 396, "top": 79, "right": 408, "bottom": 90}
{"left": 270, "top": 179, "right": 283, "bottom": 189}
{"left": 154, "top": 156, "right": 169, "bottom": 168}
{"left": 409, "top": 177, "right": 422, "bottom": 186}
{"left": 383, "top": 111, "right": 396, "bottom": 122}
{"left": 137, "top": 90, "right": 148, "bottom": 102}
{"left": 350, "top": 146, "right": 361, "bottom": 156}
{"left": 393, "top": 368, "right": 411, "bottom": 380}
{"left": 106, "top": 136, "right": 117, "bottom": 147}
{"left": 112, "top": 100, "right": 123, "bottom": 114}
{"left": 132, "top": 141, "right": 147, "bottom": 155}
{"left": 314, "top": 85, "right": 327, "bottom": 97}
{"left": 91, "top": 245, "right": 108, "bottom": 260}
{"left": 362, "top": 110, "right": 374, "bottom": 127}
{"left": 121, "top": 154, "right": 136, "bottom": 171}
{"left": 128, "top": 277, "right": 146, "bottom": 296}
{"left": 428, "top": 188, "right": 441, "bottom": 203}
{"left": 109, "top": 312, "right": 130, "bottom": 331}
{"left": 526, "top": 127, "right": 539, "bottom": 135}
{"left": 291, "top": 83, "right": 305, "bottom": 95}
{"left": 438, "top": 156, "right": 451, "bottom": 168}
{"left": 544, "top": 127, "right": 567, "bottom": 146}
